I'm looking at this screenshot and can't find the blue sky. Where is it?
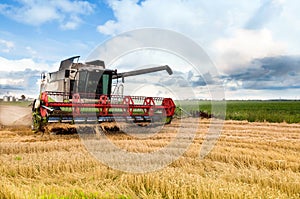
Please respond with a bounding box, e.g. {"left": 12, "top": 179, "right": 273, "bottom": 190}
{"left": 0, "top": 0, "right": 299, "bottom": 99}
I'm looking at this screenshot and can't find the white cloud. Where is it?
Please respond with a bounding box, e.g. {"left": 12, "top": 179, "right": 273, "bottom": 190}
{"left": 0, "top": 56, "right": 57, "bottom": 98}
{"left": 213, "top": 28, "right": 286, "bottom": 73}
{"left": 96, "top": 1, "right": 298, "bottom": 67}
{"left": 266, "top": 0, "right": 300, "bottom": 55}
{"left": 0, "top": 56, "right": 53, "bottom": 72}
{"left": 98, "top": 0, "right": 205, "bottom": 36}
{"left": 94, "top": 0, "right": 300, "bottom": 99}
{"left": 96, "top": 0, "right": 290, "bottom": 74}
{"left": 25, "top": 46, "right": 37, "bottom": 57}
{"left": 97, "top": 0, "right": 260, "bottom": 39}
{"left": 0, "top": 78, "right": 24, "bottom": 85}
{"left": 60, "top": 15, "right": 82, "bottom": 30}
{"left": 0, "top": 0, "right": 94, "bottom": 29}
{"left": 0, "top": 39, "right": 14, "bottom": 53}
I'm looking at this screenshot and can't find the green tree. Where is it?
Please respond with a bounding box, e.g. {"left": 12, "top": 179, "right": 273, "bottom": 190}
{"left": 21, "top": 94, "right": 26, "bottom": 101}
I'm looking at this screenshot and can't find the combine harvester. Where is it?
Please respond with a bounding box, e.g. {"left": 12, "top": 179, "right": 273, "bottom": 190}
{"left": 32, "top": 56, "right": 176, "bottom": 133}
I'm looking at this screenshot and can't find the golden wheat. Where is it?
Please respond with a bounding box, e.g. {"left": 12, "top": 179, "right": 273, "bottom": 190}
{"left": 0, "top": 118, "right": 299, "bottom": 198}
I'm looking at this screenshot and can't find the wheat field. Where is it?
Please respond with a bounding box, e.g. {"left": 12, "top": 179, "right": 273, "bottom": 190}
{"left": 0, "top": 118, "right": 299, "bottom": 198}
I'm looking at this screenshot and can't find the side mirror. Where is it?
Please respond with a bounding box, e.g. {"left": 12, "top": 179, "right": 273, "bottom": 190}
{"left": 41, "top": 72, "right": 46, "bottom": 80}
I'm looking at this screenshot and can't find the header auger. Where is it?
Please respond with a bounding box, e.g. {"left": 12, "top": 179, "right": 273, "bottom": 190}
{"left": 32, "top": 56, "right": 176, "bottom": 133}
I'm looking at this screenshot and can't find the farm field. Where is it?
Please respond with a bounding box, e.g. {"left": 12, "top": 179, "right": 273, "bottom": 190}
{"left": 177, "top": 100, "right": 300, "bottom": 123}
{"left": 0, "top": 112, "right": 299, "bottom": 198}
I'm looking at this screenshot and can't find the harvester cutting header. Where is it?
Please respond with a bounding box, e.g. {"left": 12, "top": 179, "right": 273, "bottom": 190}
{"left": 32, "top": 56, "right": 176, "bottom": 132}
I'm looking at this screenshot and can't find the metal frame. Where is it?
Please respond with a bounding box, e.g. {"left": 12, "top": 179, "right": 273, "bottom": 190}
{"left": 39, "top": 91, "right": 175, "bottom": 123}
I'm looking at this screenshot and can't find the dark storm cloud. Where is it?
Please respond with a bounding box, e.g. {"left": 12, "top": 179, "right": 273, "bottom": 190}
{"left": 158, "top": 70, "right": 218, "bottom": 88}
{"left": 189, "top": 72, "right": 217, "bottom": 87}
{"left": 224, "top": 55, "right": 300, "bottom": 90}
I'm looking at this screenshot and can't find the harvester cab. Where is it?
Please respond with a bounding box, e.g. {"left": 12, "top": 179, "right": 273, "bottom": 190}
{"left": 32, "top": 56, "right": 176, "bottom": 132}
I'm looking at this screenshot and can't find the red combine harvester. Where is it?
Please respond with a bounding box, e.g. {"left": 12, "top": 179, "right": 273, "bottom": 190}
{"left": 32, "top": 56, "right": 176, "bottom": 132}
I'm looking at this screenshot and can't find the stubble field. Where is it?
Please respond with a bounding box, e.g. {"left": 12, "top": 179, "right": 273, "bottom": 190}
{"left": 0, "top": 113, "right": 299, "bottom": 198}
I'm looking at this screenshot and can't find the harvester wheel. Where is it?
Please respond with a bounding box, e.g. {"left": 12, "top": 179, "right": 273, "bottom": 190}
{"left": 143, "top": 97, "right": 155, "bottom": 116}
{"left": 123, "top": 96, "right": 134, "bottom": 115}
{"left": 99, "top": 95, "right": 109, "bottom": 116}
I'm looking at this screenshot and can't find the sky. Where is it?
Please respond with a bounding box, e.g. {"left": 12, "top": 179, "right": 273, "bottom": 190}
{"left": 0, "top": 0, "right": 299, "bottom": 100}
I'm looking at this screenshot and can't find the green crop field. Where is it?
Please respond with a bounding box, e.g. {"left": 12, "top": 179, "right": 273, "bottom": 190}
{"left": 176, "top": 100, "right": 300, "bottom": 124}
